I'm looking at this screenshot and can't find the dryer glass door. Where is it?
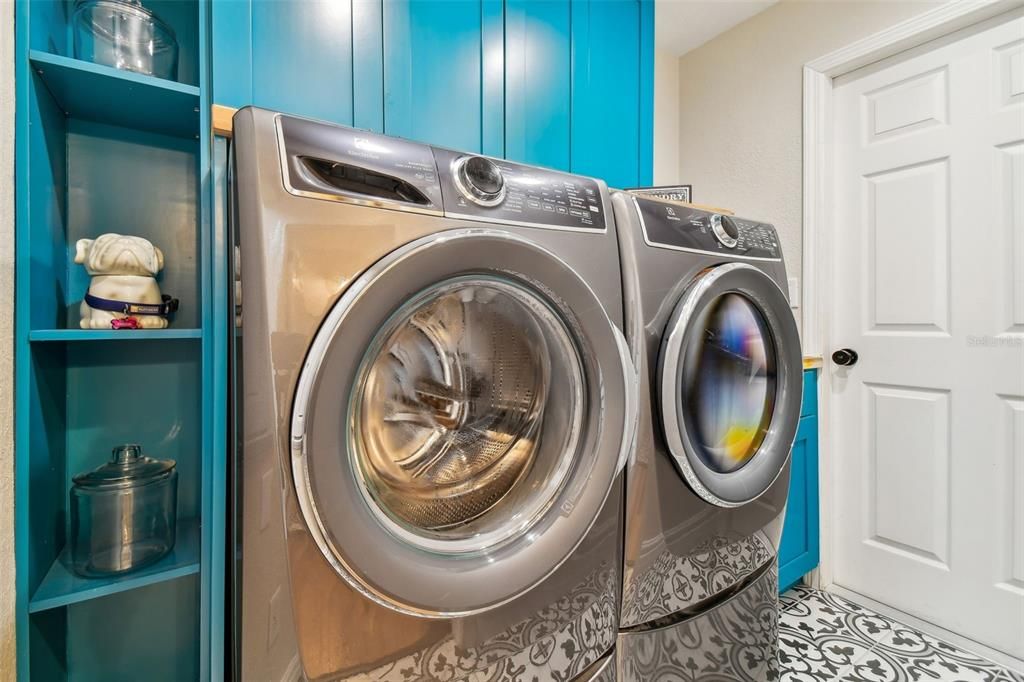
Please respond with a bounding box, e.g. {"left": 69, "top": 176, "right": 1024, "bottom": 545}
{"left": 659, "top": 263, "right": 801, "bottom": 507}
{"left": 686, "top": 291, "right": 776, "bottom": 473}
{"left": 290, "top": 229, "right": 635, "bottom": 618}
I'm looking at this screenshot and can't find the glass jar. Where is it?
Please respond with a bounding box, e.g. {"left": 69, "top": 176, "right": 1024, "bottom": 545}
{"left": 72, "top": 0, "right": 179, "bottom": 81}
{"left": 70, "top": 444, "right": 178, "bottom": 577}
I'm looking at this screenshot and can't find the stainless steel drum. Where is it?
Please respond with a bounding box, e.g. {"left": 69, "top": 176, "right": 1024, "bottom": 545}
{"left": 352, "top": 276, "right": 584, "bottom": 540}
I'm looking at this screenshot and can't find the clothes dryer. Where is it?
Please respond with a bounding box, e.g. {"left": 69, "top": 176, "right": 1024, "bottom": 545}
{"left": 611, "top": 192, "right": 803, "bottom": 681}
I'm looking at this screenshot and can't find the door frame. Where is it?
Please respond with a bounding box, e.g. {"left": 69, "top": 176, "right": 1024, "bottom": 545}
{"left": 802, "top": 0, "right": 1024, "bottom": 669}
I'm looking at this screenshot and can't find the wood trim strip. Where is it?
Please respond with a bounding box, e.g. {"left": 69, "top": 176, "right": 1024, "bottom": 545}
{"left": 212, "top": 104, "right": 237, "bottom": 137}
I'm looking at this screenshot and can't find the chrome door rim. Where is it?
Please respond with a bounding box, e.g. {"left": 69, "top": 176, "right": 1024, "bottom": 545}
{"left": 290, "top": 228, "right": 636, "bottom": 617}
{"left": 658, "top": 263, "right": 802, "bottom": 508}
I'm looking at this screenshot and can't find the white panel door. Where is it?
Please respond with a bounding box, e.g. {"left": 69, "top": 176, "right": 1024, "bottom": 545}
{"left": 832, "top": 12, "right": 1024, "bottom": 660}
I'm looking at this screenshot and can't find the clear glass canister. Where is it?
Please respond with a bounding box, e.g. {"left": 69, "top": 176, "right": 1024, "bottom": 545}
{"left": 70, "top": 444, "right": 178, "bottom": 577}
{"left": 72, "top": 0, "right": 179, "bottom": 81}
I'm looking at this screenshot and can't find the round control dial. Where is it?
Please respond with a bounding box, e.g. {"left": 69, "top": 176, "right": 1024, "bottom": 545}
{"left": 453, "top": 156, "right": 506, "bottom": 207}
{"left": 710, "top": 214, "right": 739, "bottom": 248}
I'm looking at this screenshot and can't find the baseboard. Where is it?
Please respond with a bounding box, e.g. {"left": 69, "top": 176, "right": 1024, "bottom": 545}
{"left": 804, "top": 567, "right": 823, "bottom": 590}
{"left": 827, "top": 585, "right": 1024, "bottom": 674}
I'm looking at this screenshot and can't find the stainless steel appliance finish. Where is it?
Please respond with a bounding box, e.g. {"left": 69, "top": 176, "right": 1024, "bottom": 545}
{"left": 230, "top": 107, "right": 636, "bottom": 681}
{"left": 70, "top": 443, "right": 178, "bottom": 577}
{"left": 618, "top": 562, "right": 781, "bottom": 681}
{"left": 612, "top": 192, "right": 802, "bottom": 681}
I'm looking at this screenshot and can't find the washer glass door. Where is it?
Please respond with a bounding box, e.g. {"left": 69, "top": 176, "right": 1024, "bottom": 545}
{"left": 351, "top": 276, "right": 584, "bottom": 554}
{"left": 659, "top": 263, "right": 801, "bottom": 507}
{"left": 291, "top": 229, "right": 635, "bottom": 617}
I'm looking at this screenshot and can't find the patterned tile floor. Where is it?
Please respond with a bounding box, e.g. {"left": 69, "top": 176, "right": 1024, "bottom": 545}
{"left": 778, "top": 586, "right": 1024, "bottom": 682}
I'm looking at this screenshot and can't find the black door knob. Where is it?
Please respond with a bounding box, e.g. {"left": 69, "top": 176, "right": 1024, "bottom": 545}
{"left": 832, "top": 348, "right": 858, "bottom": 366}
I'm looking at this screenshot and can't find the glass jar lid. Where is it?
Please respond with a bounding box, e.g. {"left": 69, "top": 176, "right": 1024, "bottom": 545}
{"left": 72, "top": 0, "right": 178, "bottom": 42}
{"left": 75, "top": 0, "right": 153, "bottom": 18}
{"left": 72, "top": 444, "right": 176, "bottom": 490}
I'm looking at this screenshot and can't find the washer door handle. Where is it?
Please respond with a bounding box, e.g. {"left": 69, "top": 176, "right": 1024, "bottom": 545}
{"left": 612, "top": 324, "right": 639, "bottom": 474}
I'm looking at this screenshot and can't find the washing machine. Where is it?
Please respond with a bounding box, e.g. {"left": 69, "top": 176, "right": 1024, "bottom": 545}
{"left": 610, "top": 192, "right": 803, "bottom": 680}
{"left": 228, "top": 107, "right": 637, "bottom": 682}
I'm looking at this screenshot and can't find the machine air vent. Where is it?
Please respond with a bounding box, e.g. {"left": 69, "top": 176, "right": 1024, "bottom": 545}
{"left": 300, "top": 156, "right": 431, "bottom": 206}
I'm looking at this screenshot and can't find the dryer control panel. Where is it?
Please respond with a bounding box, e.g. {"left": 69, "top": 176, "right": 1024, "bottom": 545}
{"left": 433, "top": 148, "right": 606, "bottom": 231}
{"left": 634, "top": 196, "right": 781, "bottom": 260}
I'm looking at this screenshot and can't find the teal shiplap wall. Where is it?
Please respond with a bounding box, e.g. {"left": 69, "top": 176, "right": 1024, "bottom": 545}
{"left": 211, "top": 0, "right": 655, "bottom": 188}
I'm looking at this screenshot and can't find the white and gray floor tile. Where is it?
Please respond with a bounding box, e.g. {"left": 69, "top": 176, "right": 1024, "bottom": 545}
{"left": 777, "top": 587, "right": 1023, "bottom": 682}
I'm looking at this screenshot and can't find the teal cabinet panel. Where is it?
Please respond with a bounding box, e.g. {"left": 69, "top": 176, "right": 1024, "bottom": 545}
{"left": 211, "top": 0, "right": 652, "bottom": 183}
{"left": 383, "top": 0, "right": 485, "bottom": 151}
{"left": 505, "top": 0, "right": 572, "bottom": 170}
{"left": 251, "top": 0, "right": 354, "bottom": 125}
{"left": 570, "top": 0, "right": 639, "bottom": 188}
{"left": 801, "top": 365, "right": 819, "bottom": 417}
{"left": 62, "top": 341, "right": 203, "bottom": 520}
{"left": 25, "top": 70, "right": 68, "bottom": 333}
{"left": 353, "top": 0, "right": 385, "bottom": 132}
{"left": 211, "top": 0, "right": 252, "bottom": 109}
{"left": 27, "top": 0, "right": 68, "bottom": 55}
{"left": 148, "top": 0, "right": 202, "bottom": 86}
{"left": 65, "top": 121, "right": 202, "bottom": 330}
{"left": 481, "top": 0, "right": 505, "bottom": 158}
{"left": 67, "top": 577, "right": 200, "bottom": 682}
{"left": 779, "top": 370, "right": 820, "bottom": 593}
{"left": 638, "top": 0, "right": 654, "bottom": 186}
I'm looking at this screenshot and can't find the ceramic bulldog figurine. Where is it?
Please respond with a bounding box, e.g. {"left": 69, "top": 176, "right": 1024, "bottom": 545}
{"left": 75, "top": 234, "right": 178, "bottom": 329}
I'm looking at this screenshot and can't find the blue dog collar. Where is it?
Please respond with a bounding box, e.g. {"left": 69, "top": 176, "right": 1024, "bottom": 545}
{"left": 84, "top": 293, "right": 180, "bottom": 317}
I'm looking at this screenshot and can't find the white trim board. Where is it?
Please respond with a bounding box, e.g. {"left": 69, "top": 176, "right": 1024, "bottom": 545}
{"left": 800, "top": 0, "right": 1024, "bottom": 665}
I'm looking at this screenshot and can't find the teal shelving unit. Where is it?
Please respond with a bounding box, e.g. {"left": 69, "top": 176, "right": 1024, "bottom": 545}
{"left": 14, "top": 0, "right": 221, "bottom": 679}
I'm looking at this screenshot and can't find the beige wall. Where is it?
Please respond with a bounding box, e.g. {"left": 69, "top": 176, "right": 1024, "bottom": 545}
{"left": 653, "top": 48, "right": 680, "bottom": 184}
{"left": 667, "top": 0, "right": 942, "bottom": 333}
{"left": 1, "top": 0, "right": 15, "bottom": 677}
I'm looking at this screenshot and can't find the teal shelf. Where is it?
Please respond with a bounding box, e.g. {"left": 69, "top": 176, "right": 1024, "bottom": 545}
{"left": 29, "top": 50, "right": 200, "bottom": 138}
{"left": 28, "top": 518, "right": 201, "bottom": 613}
{"left": 29, "top": 328, "right": 203, "bottom": 342}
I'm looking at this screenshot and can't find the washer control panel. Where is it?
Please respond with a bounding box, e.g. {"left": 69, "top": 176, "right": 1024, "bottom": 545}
{"left": 635, "top": 196, "right": 781, "bottom": 260}
{"left": 434, "top": 149, "right": 606, "bottom": 231}
{"left": 452, "top": 156, "right": 507, "bottom": 207}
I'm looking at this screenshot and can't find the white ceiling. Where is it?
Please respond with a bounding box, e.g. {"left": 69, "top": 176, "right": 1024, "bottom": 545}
{"left": 655, "top": 0, "right": 778, "bottom": 57}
